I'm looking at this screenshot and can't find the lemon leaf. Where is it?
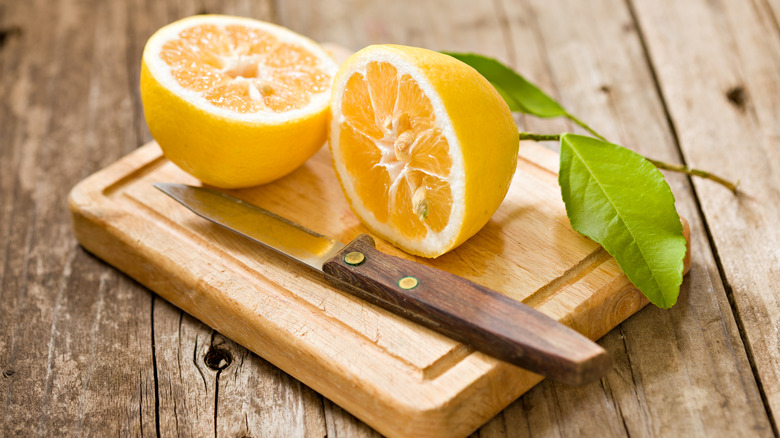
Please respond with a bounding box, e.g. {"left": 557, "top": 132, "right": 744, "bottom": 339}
{"left": 442, "top": 52, "right": 566, "bottom": 117}
{"left": 559, "top": 134, "right": 686, "bottom": 308}
{"left": 445, "top": 53, "right": 610, "bottom": 140}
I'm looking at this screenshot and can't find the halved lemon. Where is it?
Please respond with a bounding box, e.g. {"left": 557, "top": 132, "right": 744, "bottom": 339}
{"left": 140, "top": 15, "right": 338, "bottom": 188}
{"left": 328, "top": 45, "right": 519, "bottom": 257}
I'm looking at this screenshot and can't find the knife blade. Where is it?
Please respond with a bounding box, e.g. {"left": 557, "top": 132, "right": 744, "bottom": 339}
{"left": 154, "top": 182, "right": 611, "bottom": 385}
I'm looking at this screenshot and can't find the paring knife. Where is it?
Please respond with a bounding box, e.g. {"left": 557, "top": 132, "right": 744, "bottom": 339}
{"left": 154, "top": 182, "right": 611, "bottom": 385}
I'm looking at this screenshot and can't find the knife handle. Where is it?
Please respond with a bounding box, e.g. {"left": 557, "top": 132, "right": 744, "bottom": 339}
{"left": 322, "top": 234, "right": 611, "bottom": 386}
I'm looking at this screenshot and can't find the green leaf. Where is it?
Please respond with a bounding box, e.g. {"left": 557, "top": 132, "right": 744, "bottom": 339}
{"left": 447, "top": 53, "right": 610, "bottom": 141}
{"left": 558, "top": 134, "right": 686, "bottom": 308}
{"left": 443, "top": 52, "right": 567, "bottom": 118}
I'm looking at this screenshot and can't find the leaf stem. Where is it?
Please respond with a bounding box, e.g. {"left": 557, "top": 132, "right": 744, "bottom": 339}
{"left": 646, "top": 159, "right": 739, "bottom": 193}
{"left": 518, "top": 132, "right": 560, "bottom": 142}
{"left": 518, "top": 132, "right": 738, "bottom": 192}
{"left": 565, "top": 113, "right": 607, "bottom": 141}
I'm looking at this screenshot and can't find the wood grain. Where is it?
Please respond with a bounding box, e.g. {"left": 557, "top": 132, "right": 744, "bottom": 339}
{"left": 1, "top": 0, "right": 776, "bottom": 436}
{"left": 494, "top": 0, "right": 773, "bottom": 435}
{"left": 0, "top": 0, "right": 156, "bottom": 435}
{"left": 630, "top": 0, "right": 780, "bottom": 431}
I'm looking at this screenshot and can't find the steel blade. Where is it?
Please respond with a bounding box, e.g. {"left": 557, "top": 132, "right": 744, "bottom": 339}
{"left": 154, "top": 183, "right": 345, "bottom": 270}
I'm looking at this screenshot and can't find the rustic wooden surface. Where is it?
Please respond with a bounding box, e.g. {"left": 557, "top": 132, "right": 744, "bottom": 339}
{"left": 1, "top": 0, "right": 777, "bottom": 436}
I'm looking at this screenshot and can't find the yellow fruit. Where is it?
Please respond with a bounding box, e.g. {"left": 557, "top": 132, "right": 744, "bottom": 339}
{"left": 140, "top": 15, "right": 338, "bottom": 188}
{"left": 328, "top": 45, "right": 519, "bottom": 257}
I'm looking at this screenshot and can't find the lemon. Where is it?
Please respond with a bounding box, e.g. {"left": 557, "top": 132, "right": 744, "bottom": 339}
{"left": 328, "top": 44, "right": 519, "bottom": 257}
{"left": 140, "top": 15, "right": 338, "bottom": 188}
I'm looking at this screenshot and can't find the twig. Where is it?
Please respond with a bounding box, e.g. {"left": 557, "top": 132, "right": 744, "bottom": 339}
{"left": 518, "top": 132, "right": 560, "bottom": 142}
{"left": 565, "top": 113, "right": 607, "bottom": 141}
{"left": 646, "top": 159, "right": 738, "bottom": 193}
{"left": 518, "top": 132, "right": 739, "bottom": 192}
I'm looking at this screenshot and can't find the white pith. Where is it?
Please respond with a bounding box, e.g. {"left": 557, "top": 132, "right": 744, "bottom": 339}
{"left": 330, "top": 47, "right": 466, "bottom": 254}
{"left": 143, "top": 15, "right": 338, "bottom": 123}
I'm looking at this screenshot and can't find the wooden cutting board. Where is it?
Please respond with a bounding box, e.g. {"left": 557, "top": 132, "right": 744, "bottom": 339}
{"left": 69, "top": 140, "right": 689, "bottom": 438}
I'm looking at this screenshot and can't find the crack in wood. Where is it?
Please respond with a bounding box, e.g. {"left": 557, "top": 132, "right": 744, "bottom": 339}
{"left": 171, "top": 379, "right": 179, "bottom": 436}
{"left": 75, "top": 270, "right": 108, "bottom": 436}
{"left": 121, "top": 0, "right": 146, "bottom": 149}
{"left": 600, "top": 377, "right": 631, "bottom": 437}
{"left": 623, "top": 0, "right": 686, "bottom": 164}
{"left": 2, "top": 193, "right": 37, "bottom": 429}
{"left": 176, "top": 311, "right": 185, "bottom": 399}
{"left": 713, "top": 230, "right": 780, "bottom": 437}
{"left": 37, "top": 230, "right": 75, "bottom": 436}
{"left": 598, "top": 339, "right": 636, "bottom": 437}
{"left": 193, "top": 335, "right": 208, "bottom": 391}
{"left": 491, "top": 0, "right": 517, "bottom": 67}
{"left": 210, "top": 332, "right": 223, "bottom": 438}
{"left": 151, "top": 296, "right": 161, "bottom": 438}
{"left": 139, "top": 370, "right": 144, "bottom": 438}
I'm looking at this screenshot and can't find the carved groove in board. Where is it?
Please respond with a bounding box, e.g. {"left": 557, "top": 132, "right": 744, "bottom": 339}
{"left": 120, "top": 192, "right": 290, "bottom": 288}
{"left": 422, "top": 344, "right": 475, "bottom": 380}
{"left": 102, "top": 153, "right": 169, "bottom": 197}
{"left": 523, "top": 248, "right": 611, "bottom": 308}
{"left": 122, "top": 189, "right": 466, "bottom": 380}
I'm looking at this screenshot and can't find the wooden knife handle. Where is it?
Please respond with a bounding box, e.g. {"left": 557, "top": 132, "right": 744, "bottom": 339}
{"left": 321, "top": 234, "right": 612, "bottom": 386}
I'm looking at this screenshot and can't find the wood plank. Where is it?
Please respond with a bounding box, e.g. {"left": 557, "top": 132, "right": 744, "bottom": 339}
{"left": 0, "top": 0, "right": 158, "bottom": 435}
{"left": 492, "top": 0, "right": 772, "bottom": 435}
{"left": 630, "top": 0, "right": 780, "bottom": 431}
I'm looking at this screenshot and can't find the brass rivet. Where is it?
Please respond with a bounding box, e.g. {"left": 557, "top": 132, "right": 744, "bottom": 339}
{"left": 398, "top": 276, "right": 418, "bottom": 290}
{"left": 344, "top": 251, "right": 365, "bottom": 266}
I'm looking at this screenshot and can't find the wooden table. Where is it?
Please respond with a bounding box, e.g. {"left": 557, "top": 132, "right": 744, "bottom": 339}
{"left": 1, "top": 0, "right": 777, "bottom": 436}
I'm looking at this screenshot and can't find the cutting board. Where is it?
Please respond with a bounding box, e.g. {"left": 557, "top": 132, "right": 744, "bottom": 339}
{"left": 69, "top": 140, "right": 690, "bottom": 438}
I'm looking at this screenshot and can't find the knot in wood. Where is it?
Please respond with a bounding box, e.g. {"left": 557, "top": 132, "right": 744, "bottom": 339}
{"left": 204, "top": 347, "right": 232, "bottom": 371}
{"left": 726, "top": 85, "right": 747, "bottom": 110}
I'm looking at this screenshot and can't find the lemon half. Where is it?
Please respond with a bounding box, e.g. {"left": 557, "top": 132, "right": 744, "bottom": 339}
{"left": 328, "top": 45, "right": 518, "bottom": 257}
{"left": 141, "top": 15, "right": 338, "bottom": 188}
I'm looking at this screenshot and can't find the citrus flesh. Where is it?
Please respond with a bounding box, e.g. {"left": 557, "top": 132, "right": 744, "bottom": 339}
{"left": 329, "top": 45, "right": 519, "bottom": 257}
{"left": 141, "top": 15, "right": 338, "bottom": 188}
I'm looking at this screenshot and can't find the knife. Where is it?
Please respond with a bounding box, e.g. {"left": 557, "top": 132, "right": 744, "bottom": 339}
{"left": 154, "top": 182, "right": 611, "bottom": 385}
